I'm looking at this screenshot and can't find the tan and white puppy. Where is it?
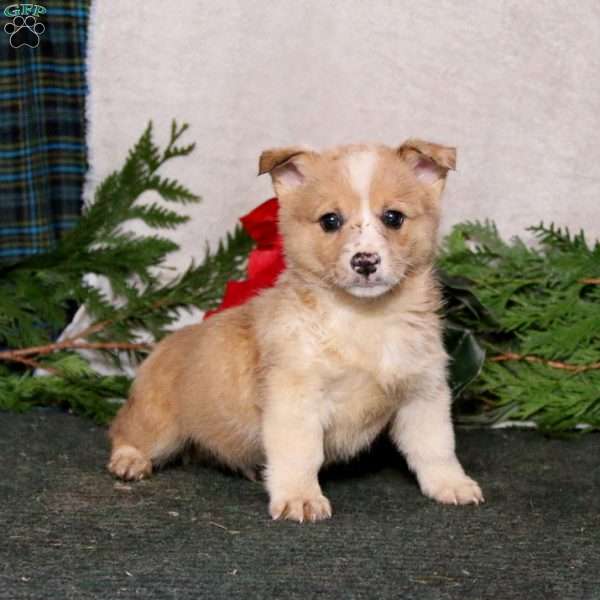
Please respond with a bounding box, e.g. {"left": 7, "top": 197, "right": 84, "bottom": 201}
{"left": 108, "top": 139, "right": 484, "bottom": 522}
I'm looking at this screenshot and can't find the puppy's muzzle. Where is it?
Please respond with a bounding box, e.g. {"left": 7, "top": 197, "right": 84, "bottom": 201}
{"left": 350, "top": 252, "right": 381, "bottom": 277}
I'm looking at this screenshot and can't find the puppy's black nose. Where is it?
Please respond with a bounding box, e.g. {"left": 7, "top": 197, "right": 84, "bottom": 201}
{"left": 350, "top": 252, "right": 381, "bottom": 276}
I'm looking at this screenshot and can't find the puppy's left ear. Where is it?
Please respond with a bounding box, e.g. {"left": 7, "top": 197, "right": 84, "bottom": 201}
{"left": 258, "top": 146, "right": 316, "bottom": 195}
{"left": 398, "top": 139, "right": 456, "bottom": 186}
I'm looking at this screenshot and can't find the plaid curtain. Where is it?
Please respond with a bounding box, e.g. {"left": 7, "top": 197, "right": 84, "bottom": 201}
{"left": 0, "top": 0, "right": 89, "bottom": 261}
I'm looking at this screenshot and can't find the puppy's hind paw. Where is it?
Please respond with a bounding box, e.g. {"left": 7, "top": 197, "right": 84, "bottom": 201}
{"left": 108, "top": 445, "right": 152, "bottom": 481}
{"left": 270, "top": 493, "right": 332, "bottom": 523}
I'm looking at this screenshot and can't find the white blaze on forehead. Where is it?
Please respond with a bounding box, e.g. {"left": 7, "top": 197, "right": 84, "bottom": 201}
{"left": 344, "top": 150, "right": 378, "bottom": 210}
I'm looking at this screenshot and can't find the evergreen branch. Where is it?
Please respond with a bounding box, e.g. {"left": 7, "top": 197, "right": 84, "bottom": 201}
{"left": 528, "top": 222, "right": 589, "bottom": 252}
{"left": 0, "top": 212, "right": 253, "bottom": 380}
{"left": 0, "top": 121, "right": 214, "bottom": 422}
{"left": 0, "top": 372, "right": 129, "bottom": 424}
{"left": 441, "top": 220, "right": 600, "bottom": 433}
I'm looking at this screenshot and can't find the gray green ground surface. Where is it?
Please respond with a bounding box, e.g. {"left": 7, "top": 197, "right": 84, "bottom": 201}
{"left": 1, "top": 411, "right": 599, "bottom": 599}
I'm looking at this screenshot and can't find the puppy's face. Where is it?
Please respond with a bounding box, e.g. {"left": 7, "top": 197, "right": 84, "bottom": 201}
{"left": 259, "top": 140, "right": 455, "bottom": 298}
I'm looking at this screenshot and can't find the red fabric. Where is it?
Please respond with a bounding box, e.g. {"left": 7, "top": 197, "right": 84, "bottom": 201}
{"left": 204, "top": 197, "right": 285, "bottom": 318}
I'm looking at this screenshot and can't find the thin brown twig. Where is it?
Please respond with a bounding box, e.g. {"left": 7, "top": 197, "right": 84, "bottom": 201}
{"left": 0, "top": 340, "right": 151, "bottom": 361}
{"left": 0, "top": 296, "right": 177, "bottom": 368}
{"left": 0, "top": 298, "right": 169, "bottom": 365}
{"left": 490, "top": 352, "right": 600, "bottom": 373}
{"left": 5, "top": 355, "right": 60, "bottom": 375}
{"left": 63, "top": 319, "right": 112, "bottom": 342}
{"left": 579, "top": 278, "right": 600, "bottom": 285}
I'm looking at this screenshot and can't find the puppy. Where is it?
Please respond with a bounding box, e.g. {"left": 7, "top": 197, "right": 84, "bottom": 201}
{"left": 108, "top": 139, "right": 484, "bottom": 522}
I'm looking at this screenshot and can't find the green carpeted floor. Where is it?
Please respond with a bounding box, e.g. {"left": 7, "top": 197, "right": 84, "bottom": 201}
{"left": 1, "top": 411, "right": 599, "bottom": 599}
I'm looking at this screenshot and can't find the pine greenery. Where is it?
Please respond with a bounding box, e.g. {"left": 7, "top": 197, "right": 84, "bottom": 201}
{"left": 439, "top": 221, "right": 600, "bottom": 432}
{"left": 0, "top": 122, "right": 253, "bottom": 422}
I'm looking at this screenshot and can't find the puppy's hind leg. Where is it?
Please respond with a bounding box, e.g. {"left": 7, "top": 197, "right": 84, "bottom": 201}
{"left": 108, "top": 386, "right": 183, "bottom": 481}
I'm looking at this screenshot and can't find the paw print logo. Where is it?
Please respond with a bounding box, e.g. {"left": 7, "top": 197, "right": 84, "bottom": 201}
{"left": 4, "top": 15, "right": 45, "bottom": 48}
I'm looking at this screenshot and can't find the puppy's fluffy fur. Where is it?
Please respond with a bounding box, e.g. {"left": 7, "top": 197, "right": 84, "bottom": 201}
{"left": 108, "top": 139, "right": 484, "bottom": 522}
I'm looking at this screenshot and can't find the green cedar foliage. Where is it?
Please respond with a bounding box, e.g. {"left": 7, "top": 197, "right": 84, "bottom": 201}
{"left": 439, "top": 221, "right": 600, "bottom": 433}
{"left": 0, "top": 122, "right": 253, "bottom": 422}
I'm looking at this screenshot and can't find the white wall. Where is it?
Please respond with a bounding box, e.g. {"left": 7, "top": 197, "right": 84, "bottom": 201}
{"left": 87, "top": 0, "right": 600, "bottom": 276}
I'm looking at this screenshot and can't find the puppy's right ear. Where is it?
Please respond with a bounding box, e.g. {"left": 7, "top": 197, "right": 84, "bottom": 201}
{"left": 258, "top": 146, "right": 314, "bottom": 194}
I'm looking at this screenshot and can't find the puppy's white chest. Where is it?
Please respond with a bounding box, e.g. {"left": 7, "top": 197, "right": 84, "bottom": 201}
{"left": 329, "top": 314, "right": 445, "bottom": 387}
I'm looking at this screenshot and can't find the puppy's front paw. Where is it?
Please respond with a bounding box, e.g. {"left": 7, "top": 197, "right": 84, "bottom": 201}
{"left": 423, "top": 475, "right": 484, "bottom": 505}
{"left": 270, "top": 493, "right": 332, "bottom": 523}
{"left": 108, "top": 445, "right": 152, "bottom": 481}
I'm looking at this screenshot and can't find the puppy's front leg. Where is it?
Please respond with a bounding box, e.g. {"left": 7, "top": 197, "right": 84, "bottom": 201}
{"left": 262, "top": 373, "right": 331, "bottom": 522}
{"left": 390, "top": 369, "right": 484, "bottom": 505}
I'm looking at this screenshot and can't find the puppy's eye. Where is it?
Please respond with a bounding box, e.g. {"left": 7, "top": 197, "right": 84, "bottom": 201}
{"left": 381, "top": 210, "right": 405, "bottom": 229}
{"left": 319, "top": 212, "right": 343, "bottom": 232}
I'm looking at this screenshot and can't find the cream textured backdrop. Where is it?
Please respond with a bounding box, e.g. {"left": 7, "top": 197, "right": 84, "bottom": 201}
{"left": 86, "top": 0, "right": 600, "bottom": 274}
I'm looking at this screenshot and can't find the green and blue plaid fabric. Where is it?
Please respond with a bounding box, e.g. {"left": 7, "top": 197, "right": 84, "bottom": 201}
{"left": 0, "top": 1, "right": 89, "bottom": 261}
